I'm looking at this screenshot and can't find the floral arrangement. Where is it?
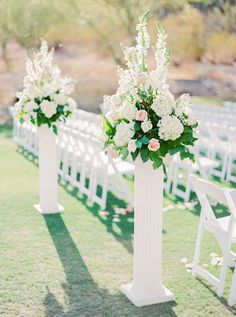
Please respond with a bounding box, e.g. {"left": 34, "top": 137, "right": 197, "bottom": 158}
{"left": 101, "top": 12, "right": 198, "bottom": 171}
{"left": 14, "top": 40, "right": 76, "bottom": 134}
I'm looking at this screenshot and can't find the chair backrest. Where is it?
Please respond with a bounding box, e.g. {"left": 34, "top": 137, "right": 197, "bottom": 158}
{"left": 190, "top": 175, "right": 227, "bottom": 223}
{"left": 224, "top": 189, "right": 236, "bottom": 223}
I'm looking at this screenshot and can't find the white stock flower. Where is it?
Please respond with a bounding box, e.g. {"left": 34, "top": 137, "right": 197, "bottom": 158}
{"left": 14, "top": 100, "right": 23, "bottom": 114}
{"left": 128, "top": 140, "right": 137, "bottom": 153}
{"left": 53, "top": 93, "right": 67, "bottom": 105}
{"left": 136, "top": 13, "right": 150, "bottom": 71}
{"left": 120, "top": 102, "right": 137, "bottom": 121}
{"left": 24, "top": 100, "right": 38, "bottom": 113}
{"left": 151, "top": 92, "right": 174, "bottom": 117}
{"left": 113, "top": 121, "right": 135, "bottom": 147}
{"left": 40, "top": 100, "right": 57, "bottom": 118}
{"left": 141, "top": 120, "right": 152, "bottom": 133}
{"left": 158, "top": 115, "right": 184, "bottom": 141}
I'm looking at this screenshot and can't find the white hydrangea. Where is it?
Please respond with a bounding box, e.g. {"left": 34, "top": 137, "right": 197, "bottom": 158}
{"left": 119, "top": 102, "right": 137, "bottom": 121}
{"left": 158, "top": 115, "right": 184, "bottom": 141}
{"left": 185, "top": 114, "right": 198, "bottom": 126}
{"left": 175, "top": 93, "right": 191, "bottom": 117}
{"left": 141, "top": 120, "right": 152, "bottom": 133}
{"left": 40, "top": 100, "right": 57, "bottom": 118}
{"left": 151, "top": 92, "right": 174, "bottom": 117}
{"left": 113, "top": 121, "right": 135, "bottom": 147}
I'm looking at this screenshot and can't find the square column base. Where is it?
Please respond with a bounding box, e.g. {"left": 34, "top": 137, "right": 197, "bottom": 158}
{"left": 121, "top": 283, "right": 175, "bottom": 307}
{"left": 34, "top": 204, "right": 64, "bottom": 214}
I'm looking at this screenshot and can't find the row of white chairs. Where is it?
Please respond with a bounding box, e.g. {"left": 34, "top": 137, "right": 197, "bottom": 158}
{"left": 11, "top": 114, "right": 134, "bottom": 210}
{"left": 196, "top": 121, "right": 236, "bottom": 182}
{"left": 57, "top": 124, "right": 134, "bottom": 209}
{"left": 191, "top": 175, "right": 236, "bottom": 306}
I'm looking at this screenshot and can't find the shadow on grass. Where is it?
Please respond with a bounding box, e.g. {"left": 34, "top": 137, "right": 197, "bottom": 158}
{"left": 59, "top": 179, "right": 134, "bottom": 254}
{"left": 0, "top": 124, "right": 13, "bottom": 138}
{"left": 43, "top": 214, "right": 177, "bottom": 317}
{"left": 16, "top": 146, "right": 39, "bottom": 166}
{"left": 16, "top": 147, "right": 135, "bottom": 253}
{"left": 196, "top": 278, "right": 236, "bottom": 315}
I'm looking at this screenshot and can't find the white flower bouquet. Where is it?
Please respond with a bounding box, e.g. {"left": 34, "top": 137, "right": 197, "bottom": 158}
{"left": 102, "top": 12, "right": 198, "bottom": 171}
{"left": 14, "top": 40, "right": 76, "bottom": 134}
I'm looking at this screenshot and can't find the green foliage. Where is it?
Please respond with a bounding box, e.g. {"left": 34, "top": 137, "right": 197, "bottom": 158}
{"left": 103, "top": 116, "right": 115, "bottom": 137}
{"left": 206, "top": 31, "right": 236, "bottom": 64}
{"left": 163, "top": 5, "right": 205, "bottom": 62}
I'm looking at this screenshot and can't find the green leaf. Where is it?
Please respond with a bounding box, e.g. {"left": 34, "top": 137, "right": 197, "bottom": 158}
{"left": 120, "top": 147, "right": 129, "bottom": 160}
{"left": 53, "top": 125, "right": 58, "bottom": 135}
{"left": 140, "top": 11, "right": 150, "bottom": 23}
{"left": 168, "top": 147, "right": 182, "bottom": 155}
{"left": 159, "top": 142, "right": 169, "bottom": 156}
{"left": 140, "top": 146, "right": 149, "bottom": 162}
{"left": 134, "top": 122, "right": 141, "bottom": 131}
{"left": 152, "top": 156, "right": 163, "bottom": 169}
{"left": 103, "top": 116, "right": 114, "bottom": 136}
{"left": 149, "top": 151, "right": 159, "bottom": 161}
{"left": 131, "top": 149, "right": 139, "bottom": 161}
{"left": 180, "top": 148, "right": 195, "bottom": 161}
{"left": 140, "top": 135, "right": 149, "bottom": 145}
{"left": 135, "top": 139, "right": 143, "bottom": 149}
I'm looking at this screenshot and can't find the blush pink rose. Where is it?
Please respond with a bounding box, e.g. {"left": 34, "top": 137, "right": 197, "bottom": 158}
{"left": 135, "top": 110, "right": 148, "bottom": 121}
{"left": 107, "top": 145, "right": 118, "bottom": 158}
{"left": 148, "top": 138, "right": 160, "bottom": 151}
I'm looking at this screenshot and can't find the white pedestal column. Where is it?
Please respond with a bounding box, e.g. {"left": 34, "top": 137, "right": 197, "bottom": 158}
{"left": 121, "top": 160, "right": 174, "bottom": 307}
{"left": 34, "top": 125, "right": 64, "bottom": 214}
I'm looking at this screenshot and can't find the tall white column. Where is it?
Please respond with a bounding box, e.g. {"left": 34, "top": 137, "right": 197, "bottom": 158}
{"left": 34, "top": 125, "right": 64, "bottom": 214}
{"left": 121, "top": 160, "right": 174, "bottom": 307}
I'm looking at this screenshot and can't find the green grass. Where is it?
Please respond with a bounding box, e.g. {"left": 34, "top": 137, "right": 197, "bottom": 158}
{"left": 191, "top": 96, "right": 223, "bottom": 107}
{"left": 0, "top": 125, "right": 236, "bottom": 317}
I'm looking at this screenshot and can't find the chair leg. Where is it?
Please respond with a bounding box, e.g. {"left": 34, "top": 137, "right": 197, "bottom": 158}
{"left": 217, "top": 255, "right": 228, "bottom": 297}
{"left": 192, "top": 221, "right": 203, "bottom": 276}
{"left": 228, "top": 266, "right": 236, "bottom": 306}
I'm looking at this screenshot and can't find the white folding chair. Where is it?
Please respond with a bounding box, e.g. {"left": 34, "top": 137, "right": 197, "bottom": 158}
{"left": 190, "top": 175, "right": 236, "bottom": 297}
{"left": 224, "top": 189, "right": 236, "bottom": 306}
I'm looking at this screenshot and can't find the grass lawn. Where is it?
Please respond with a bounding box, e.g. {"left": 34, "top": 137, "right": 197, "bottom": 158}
{"left": 0, "top": 125, "right": 236, "bottom": 317}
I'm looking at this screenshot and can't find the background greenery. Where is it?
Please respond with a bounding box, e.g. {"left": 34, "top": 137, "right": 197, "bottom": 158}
{"left": 0, "top": 0, "right": 235, "bottom": 64}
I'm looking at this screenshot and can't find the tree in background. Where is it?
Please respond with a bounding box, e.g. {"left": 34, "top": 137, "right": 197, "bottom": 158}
{"left": 0, "top": 0, "right": 54, "bottom": 67}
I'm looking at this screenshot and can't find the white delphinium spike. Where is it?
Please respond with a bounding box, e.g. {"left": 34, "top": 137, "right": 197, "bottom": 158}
{"left": 152, "top": 23, "right": 170, "bottom": 91}
{"left": 136, "top": 11, "right": 150, "bottom": 72}
{"left": 121, "top": 44, "right": 138, "bottom": 77}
